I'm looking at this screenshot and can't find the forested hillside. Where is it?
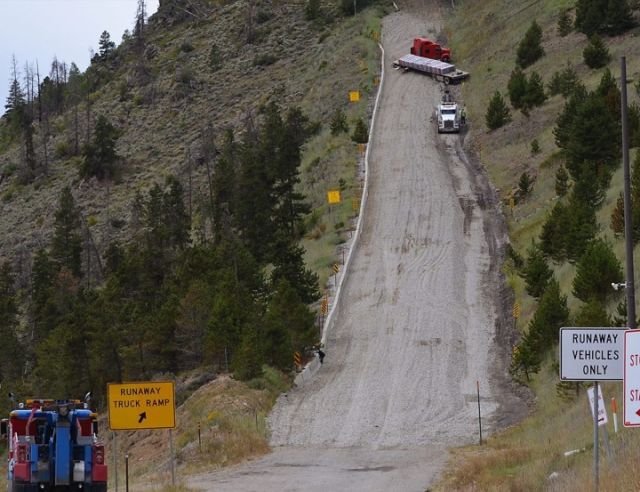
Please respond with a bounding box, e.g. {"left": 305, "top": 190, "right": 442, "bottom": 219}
{"left": 439, "top": 0, "right": 640, "bottom": 488}
{"left": 0, "top": 0, "right": 382, "bottom": 411}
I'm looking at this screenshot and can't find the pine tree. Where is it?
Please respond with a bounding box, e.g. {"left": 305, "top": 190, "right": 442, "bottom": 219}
{"left": 516, "top": 20, "right": 545, "bottom": 69}
{"left": 583, "top": 35, "right": 610, "bottom": 69}
{"left": 518, "top": 172, "right": 532, "bottom": 198}
{"left": 540, "top": 201, "right": 570, "bottom": 263}
{"left": 604, "top": 0, "right": 634, "bottom": 35}
{"left": 553, "top": 84, "right": 588, "bottom": 151}
{"left": 522, "top": 241, "right": 554, "bottom": 298}
{"left": 572, "top": 237, "right": 622, "bottom": 303}
{"left": 565, "top": 93, "right": 619, "bottom": 183}
{"left": 527, "top": 279, "right": 569, "bottom": 354}
{"left": 523, "top": 71, "right": 547, "bottom": 109}
{"left": 555, "top": 165, "right": 569, "bottom": 196}
{"left": 507, "top": 67, "right": 528, "bottom": 110}
{"left": 575, "top": 0, "right": 607, "bottom": 36}
{"left": 610, "top": 193, "right": 625, "bottom": 236}
{"left": 98, "top": 31, "right": 116, "bottom": 60}
{"left": 51, "top": 186, "right": 83, "bottom": 277}
{"left": 574, "top": 299, "right": 611, "bottom": 327}
{"left": 305, "top": 0, "right": 321, "bottom": 20}
{"left": 485, "top": 91, "right": 511, "bottom": 130}
{"left": 351, "top": 117, "right": 369, "bottom": 143}
{"left": 565, "top": 192, "right": 599, "bottom": 262}
{"left": 330, "top": 108, "right": 349, "bottom": 135}
{"left": 81, "top": 114, "right": 120, "bottom": 180}
{"left": 557, "top": 9, "right": 573, "bottom": 36}
{"left": 0, "top": 263, "right": 23, "bottom": 381}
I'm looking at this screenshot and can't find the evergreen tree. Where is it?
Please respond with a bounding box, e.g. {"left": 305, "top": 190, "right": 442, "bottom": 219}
{"left": 0, "top": 263, "right": 23, "bottom": 381}
{"left": 485, "top": 91, "right": 511, "bottom": 130}
{"left": 572, "top": 237, "right": 622, "bottom": 302}
{"left": 518, "top": 172, "right": 532, "bottom": 198}
{"left": 575, "top": 0, "right": 607, "bottom": 36}
{"left": 523, "top": 71, "right": 547, "bottom": 109}
{"left": 597, "top": 68, "right": 621, "bottom": 121}
{"left": 98, "top": 31, "right": 116, "bottom": 60}
{"left": 516, "top": 20, "right": 545, "bottom": 69}
{"left": 51, "top": 186, "right": 83, "bottom": 277}
{"left": 527, "top": 279, "right": 570, "bottom": 354}
{"left": 508, "top": 67, "right": 528, "bottom": 110}
{"left": 565, "top": 93, "right": 619, "bottom": 183}
{"left": 305, "top": 0, "right": 321, "bottom": 20}
{"left": 540, "top": 201, "right": 570, "bottom": 262}
{"left": 351, "top": 117, "right": 369, "bottom": 143}
{"left": 163, "top": 175, "right": 191, "bottom": 251}
{"left": 555, "top": 165, "right": 569, "bottom": 196}
{"left": 610, "top": 193, "right": 625, "bottom": 236}
{"left": 583, "top": 35, "right": 610, "bottom": 69}
{"left": 4, "top": 74, "right": 26, "bottom": 135}
{"left": 565, "top": 192, "right": 599, "bottom": 262}
{"left": 330, "top": 108, "right": 349, "bottom": 135}
{"left": 604, "top": 0, "right": 634, "bottom": 35}
{"left": 575, "top": 299, "right": 611, "bottom": 327}
{"left": 270, "top": 240, "right": 320, "bottom": 304}
{"left": 81, "top": 114, "right": 120, "bottom": 180}
{"left": 554, "top": 84, "right": 588, "bottom": 150}
{"left": 522, "top": 241, "right": 554, "bottom": 298}
{"left": 558, "top": 9, "right": 573, "bottom": 36}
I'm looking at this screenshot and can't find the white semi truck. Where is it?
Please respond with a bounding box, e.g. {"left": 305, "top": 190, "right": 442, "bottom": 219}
{"left": 436, "top": 90, "right": 465, "bottom": 133}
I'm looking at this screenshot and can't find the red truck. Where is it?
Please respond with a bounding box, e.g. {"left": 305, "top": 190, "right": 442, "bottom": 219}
{"left": 410, "top": 37, "right": 452, "bottom": 62}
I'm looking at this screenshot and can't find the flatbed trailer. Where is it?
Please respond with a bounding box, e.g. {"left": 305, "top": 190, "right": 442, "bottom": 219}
{"left": 392, "top": 54, "right": 469, "bottom": 84}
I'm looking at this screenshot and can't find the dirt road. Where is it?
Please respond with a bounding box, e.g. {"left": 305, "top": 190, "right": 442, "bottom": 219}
{"left": 186, "top": 5, "right": 527, "bottom": 491}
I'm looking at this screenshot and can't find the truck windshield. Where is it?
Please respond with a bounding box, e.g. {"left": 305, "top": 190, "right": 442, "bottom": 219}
{"left": 441, "top": 109, "right": 457, "bottom": 115}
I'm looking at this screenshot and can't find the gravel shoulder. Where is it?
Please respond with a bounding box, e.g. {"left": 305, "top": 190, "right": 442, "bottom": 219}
{"left": 185, "top": 4, "right": 529, "bottom": 491}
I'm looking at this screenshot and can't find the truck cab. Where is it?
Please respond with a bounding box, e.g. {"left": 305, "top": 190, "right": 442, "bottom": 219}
{"left": 410, "top": 37, "right": 451, "bottom": 62}
{"left": 436, "top": 90, "right": 464, "bottom": 133}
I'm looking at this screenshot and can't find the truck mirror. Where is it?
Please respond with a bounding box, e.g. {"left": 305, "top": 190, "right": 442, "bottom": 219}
{"left": 0, "top": 420, "right": 7, "bottom": 438}
{"left": 93, "top": 421, "right": 99, "bottom": 436}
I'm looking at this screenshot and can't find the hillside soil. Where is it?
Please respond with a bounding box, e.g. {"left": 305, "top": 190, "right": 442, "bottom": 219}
{"left": 178, "top": 3, "right": 530, "bottom": 491}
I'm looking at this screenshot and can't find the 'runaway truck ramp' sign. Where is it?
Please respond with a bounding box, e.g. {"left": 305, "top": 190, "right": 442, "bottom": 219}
{"left": 560, "top": 327, "right": 624, "bottom": 381}
{"left": 108, "top": 381, "right": 176, "bottom": 430}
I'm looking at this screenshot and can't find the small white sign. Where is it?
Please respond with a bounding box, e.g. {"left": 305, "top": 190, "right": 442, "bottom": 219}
{"left": 624, "top": 330, "right": 640, "bottom": 427}
{"left": 587, "top": 385, "right": 608, "bottom": 426}
{"left": 559, "top": 328, "right": 624, "bottom": 381}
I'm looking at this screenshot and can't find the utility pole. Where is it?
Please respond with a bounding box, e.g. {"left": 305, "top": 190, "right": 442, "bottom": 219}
{"left": 621, "top": 56, "right": 636, "bottom": 330}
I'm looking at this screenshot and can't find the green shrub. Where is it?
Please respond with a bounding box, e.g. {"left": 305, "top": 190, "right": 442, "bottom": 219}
{"left": 330, "top": 108, "right": 348, "bottom": 135}
{"left": 253, "top": 54, "right": 277, "bottom": 66}
{"left": 351, "top": 117, "right": 368, "bottom": 143}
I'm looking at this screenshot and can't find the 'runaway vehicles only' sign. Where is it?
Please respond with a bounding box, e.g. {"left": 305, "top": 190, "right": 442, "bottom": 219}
{"left": 559, "top": 327, "right": 624, "bottom": 381}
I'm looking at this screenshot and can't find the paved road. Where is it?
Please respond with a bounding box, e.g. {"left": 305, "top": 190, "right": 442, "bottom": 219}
{"left": 186, "top": 5, "right": 526, "bottom": 491}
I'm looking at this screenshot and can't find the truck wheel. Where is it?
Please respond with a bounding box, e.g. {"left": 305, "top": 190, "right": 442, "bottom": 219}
{"left": 88, "top": 484, "right": 107, "bottom": 492}
{"left": 442, "top": 56, "right": 450, "bottom": 63}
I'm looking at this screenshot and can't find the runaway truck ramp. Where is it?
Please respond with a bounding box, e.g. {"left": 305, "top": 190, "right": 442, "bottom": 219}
{"left": 184, "top": 6, "right": 528, "bottom": 492}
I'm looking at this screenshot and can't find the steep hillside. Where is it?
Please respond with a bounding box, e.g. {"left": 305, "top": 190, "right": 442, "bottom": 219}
{"left": 0, "top": 0, "right": 381, "bottom": 276}
{"left": 437, "top": 0, "right": 640, "bottom": 489}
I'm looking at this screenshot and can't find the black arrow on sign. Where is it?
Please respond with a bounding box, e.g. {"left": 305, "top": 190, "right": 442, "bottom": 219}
{"left": 636, "top": 408, "right": 640, "bottom": 418}
{"left": 138, "top": 412, "right": 147, "bottom": 423}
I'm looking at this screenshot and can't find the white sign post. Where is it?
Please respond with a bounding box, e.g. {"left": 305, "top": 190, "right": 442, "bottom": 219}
{"left": 560, "top": 328, "right": 624, "bottom": 380}
{"left": 588, "top": 385, "right": 608, "bottom": 426}
{"left": 623, "top": 329, "right": 640, "bottom": 427}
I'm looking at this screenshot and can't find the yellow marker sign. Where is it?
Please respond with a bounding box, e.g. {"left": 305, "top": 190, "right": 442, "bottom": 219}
{"left": 358, "top": 143, "right": 366, "bottom": 154}
{"left": 108, "top": 381, "right": 175, "bottom": 430}
{"left": 512, "top": 302, "right": 521, "bottom": 320}
{"left": 327, "top": 190, "right": 341, "bottom": 204}
{"left": 349, "top": 90, "right": 360, "bottom": 102}
{"left": 332, "top": 263, "right": 339, "bottom": 274}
